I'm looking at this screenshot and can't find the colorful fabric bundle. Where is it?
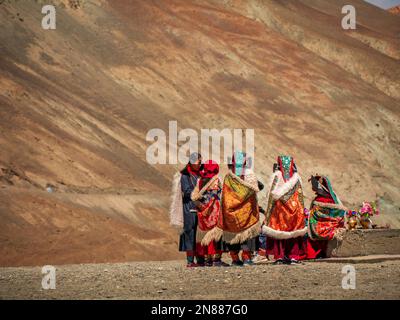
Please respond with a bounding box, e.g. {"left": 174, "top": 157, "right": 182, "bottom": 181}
{"left": 191, "top": 161, "right": 222, "bottom": 243}
{"left": 307, "top": 176, "right": 347, "bottom": 241}
{"left": 202, "top": 152, "right": 260, "bottom": 245}
{"left": 262, "top": 156, "right": 307, "bottom": 239}
{"left": 308, "top": 204, "right": 346, "bottom": 240}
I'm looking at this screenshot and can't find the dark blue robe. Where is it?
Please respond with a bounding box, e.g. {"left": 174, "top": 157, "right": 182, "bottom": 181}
{"left": 178, "top": 172, "right": 199, "bottom": 252}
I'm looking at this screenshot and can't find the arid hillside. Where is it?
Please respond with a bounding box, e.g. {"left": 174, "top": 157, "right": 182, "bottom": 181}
{"left": 0, "top": 0, "right": 399, "bottom": 266}
{"left": 389, "top": 5, "right": 400, "bottom": 15}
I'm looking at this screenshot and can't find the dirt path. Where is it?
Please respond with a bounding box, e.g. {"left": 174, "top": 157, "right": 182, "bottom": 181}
{"left": 1, "top": 259, "right": 399, "bottom": 299}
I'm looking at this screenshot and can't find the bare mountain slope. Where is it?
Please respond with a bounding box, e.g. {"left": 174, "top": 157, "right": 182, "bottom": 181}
{"left": 0, "top": 0, "right": 399, "bottom": 266}
{"left": 388, "top": 5, "right": 400, "bottom": 15}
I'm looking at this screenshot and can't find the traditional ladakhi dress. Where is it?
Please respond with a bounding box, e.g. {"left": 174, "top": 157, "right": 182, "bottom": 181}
{"left": 202, "top": 152, "right": 261, "bottom": 264}
{"left": 170, "top": 158, "right": 202, "bottom": 265}
{"left": 263, "top": 156, "right": 307, "bottom": 261}
{"left": 190, "top": 160, "right": 226, "bottom": 266}
{"left": 306, "top": 175, "right": 347, "bottom": 259}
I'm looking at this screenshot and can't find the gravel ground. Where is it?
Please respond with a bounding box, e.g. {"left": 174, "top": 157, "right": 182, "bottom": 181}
{"left": 1, "top": 259, "right": 400, "bottom": 300}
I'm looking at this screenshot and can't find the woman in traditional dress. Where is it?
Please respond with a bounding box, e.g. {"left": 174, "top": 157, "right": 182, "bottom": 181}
{"left": 191, "top": 160, "right": 229, "bottom": 267}
{"left": 306, "top": 175, "right": 347, "bottom": 259}
{"left": 170, "top": 152, "right": 204, "bottom": 267}
{"left": 202, "top": 151, "right": 262, "bottom": 266}
{"left": 263, "top": 155, "right": 307, "bottom": 264}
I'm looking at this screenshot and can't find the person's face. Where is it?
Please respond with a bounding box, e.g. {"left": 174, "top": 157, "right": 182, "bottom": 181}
{"left": 311, "top": 176, "right": 319, "bottom": 192}
{"left": 191, "top": 158, "right": 201, "bottom": 171}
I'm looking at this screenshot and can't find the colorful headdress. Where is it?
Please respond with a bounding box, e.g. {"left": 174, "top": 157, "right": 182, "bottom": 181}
{"left": 201, "top": 160, "right": 219, "bottom": 179}
{"left": 277, "top": 155, "right": 295, "bottom": 181}
{"left": 311, "top": 175, "right": 339, "bottom": 204}
{"left": 232, "top": 151, "right": 247, "bottom": 177}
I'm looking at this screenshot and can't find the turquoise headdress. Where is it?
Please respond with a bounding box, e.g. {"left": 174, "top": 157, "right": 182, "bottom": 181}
{"left": 278, "top": 155, "right": 294, "bottom": 181}
{"left": 232, "top": 151, "right": 246, "bottom": 177}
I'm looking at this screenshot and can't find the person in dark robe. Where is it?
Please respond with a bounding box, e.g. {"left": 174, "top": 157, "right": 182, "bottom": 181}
{"left": 173, "top": 152, "right": 204, "bottom": 267}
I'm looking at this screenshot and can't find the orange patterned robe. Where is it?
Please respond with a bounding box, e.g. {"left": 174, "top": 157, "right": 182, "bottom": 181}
{"left": 202, "top": 171, "right": 260, "bottom": 245}
{"left": 263, "top": 171, "right": 307, "bottom": 239}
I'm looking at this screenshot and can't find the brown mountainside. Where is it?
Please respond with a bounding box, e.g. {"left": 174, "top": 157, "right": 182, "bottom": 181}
{"left": 388, "top": 5, "right": 400, "bottom": 15}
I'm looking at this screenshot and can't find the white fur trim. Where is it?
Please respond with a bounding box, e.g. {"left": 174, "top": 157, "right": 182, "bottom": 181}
{"left": 224, "top": 222, "right": 261, "bottom": 244}
{"left": 201, "top": 227, "right": 224, "bottom": 246}
{"left": 265, "top": 171, "right": 278, "bottom": 202}
{"left": 270, "top": 172, "right": 302, "bottom": 200}
{"left": 169, "top": 172, "right": 183, "bottom": 227}
{"left": 262, "top": 225, "right": 307, "bottom": 239}
{"left": 227, "top": 171, "right": 259, "bottom": 192}
{"left": 243, "top": 168, "right": 254, "bottom": 176}
{"left": 244, "top": 173, "right": 260, "bottom": 192}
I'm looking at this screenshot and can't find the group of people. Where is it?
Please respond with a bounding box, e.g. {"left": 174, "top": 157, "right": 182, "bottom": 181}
{"left": 170, "top": 151, "right": 348, "bottom": 267}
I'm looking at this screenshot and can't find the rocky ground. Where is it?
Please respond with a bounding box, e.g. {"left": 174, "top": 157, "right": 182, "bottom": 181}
{"left": 1, "top": 259, "right": 399, "bottom": 300}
